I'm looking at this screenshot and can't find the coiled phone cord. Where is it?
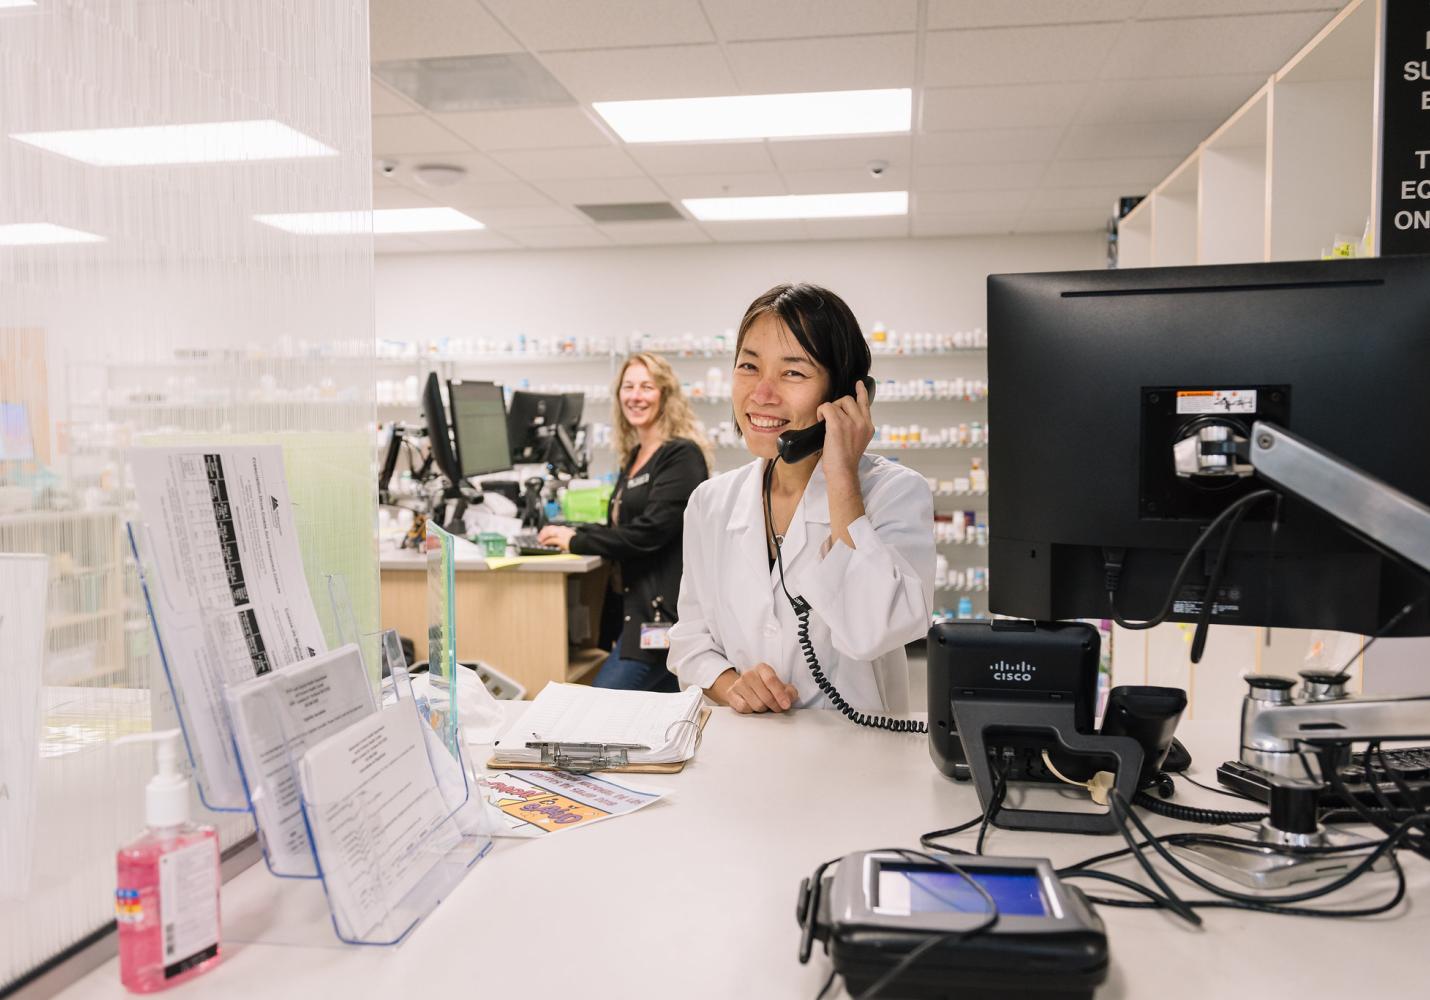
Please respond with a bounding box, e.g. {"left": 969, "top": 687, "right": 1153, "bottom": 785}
{"left": 764, "top": 459, "right": 927, "bottom": 735}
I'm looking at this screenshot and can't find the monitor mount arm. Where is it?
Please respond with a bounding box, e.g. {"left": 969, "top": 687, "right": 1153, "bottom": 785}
{"left": 1233, "top": 421, "right": 1430, "bottom": 780}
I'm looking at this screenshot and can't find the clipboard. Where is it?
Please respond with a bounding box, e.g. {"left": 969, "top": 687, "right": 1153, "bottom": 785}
{"left": 487, "top": 707, "right": 710, "bottom": 774}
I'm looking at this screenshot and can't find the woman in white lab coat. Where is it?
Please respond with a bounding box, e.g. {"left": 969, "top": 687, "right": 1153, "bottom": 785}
{"left": 668, "top": 283, "right": 934, "bottom": 719}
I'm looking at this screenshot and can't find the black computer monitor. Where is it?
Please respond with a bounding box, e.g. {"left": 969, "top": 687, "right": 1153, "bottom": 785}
{"left": 559, "top": 392, "right": 584, "bottom": 439}
{"left": 447, "top": 379, "right": 511, "bottom": 478}
{"left": 421, "top": 371, "right": 462, "bottom": 487}
{"left": 506, "top": 390, "right": 566, "bottom": 465}
{"left": 987, "top": 255, "right": 1430, "bottom": 639}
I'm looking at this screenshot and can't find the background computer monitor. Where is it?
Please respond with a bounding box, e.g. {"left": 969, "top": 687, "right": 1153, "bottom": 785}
{"left": 506, "top": 390, "right": 566, "bottom": 465}
{"left": 421, "top": 371, "right": 462, "bottom": 487}
{"left": 0, "top": 402, "right": 36, "bottom": 461}
{"left": 448, "top": 379, "right": 511, "bottom": 478}
{"left": 987, "top": 255, "right": 1430, "bottom": 638}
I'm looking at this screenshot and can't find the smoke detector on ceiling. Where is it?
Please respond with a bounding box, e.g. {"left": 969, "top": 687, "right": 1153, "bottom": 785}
{"left": 412, "top": 163, "right": 467, "bottom": 188}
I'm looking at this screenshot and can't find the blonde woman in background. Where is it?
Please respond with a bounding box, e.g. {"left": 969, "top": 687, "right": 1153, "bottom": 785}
{"left": 539, "top": 353, "right": 711, "bottom": 690}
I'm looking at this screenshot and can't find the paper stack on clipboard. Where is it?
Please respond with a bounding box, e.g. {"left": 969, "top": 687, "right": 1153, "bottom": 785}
{"left": 491, "top": 683, "right": 705, "bottom": 773}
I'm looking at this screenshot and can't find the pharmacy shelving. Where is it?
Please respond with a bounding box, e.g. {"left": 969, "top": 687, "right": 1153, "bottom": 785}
{"left": 1118, "top": 0, "right": 1379, "bottom": 268}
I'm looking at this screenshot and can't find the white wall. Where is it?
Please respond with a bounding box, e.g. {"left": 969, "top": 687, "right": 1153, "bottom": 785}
{"left": 375, "top": 233, "right": 1105, "bottom": 343}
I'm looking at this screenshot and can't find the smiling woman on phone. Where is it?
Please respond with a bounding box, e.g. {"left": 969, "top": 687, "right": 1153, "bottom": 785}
{"left": 667, "top": 283, "right": 934, "bottom": 721}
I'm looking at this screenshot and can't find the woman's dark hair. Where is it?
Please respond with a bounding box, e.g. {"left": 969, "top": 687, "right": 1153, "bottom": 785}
{"left": 735, "top": 283, "right": 871, "bottom": 403}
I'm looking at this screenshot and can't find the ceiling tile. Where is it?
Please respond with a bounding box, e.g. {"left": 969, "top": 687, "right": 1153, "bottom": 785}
{"left": 1026, "top": 186, "right": 1132, "bottom": 212}
{"left": 801, "top": 216, "right": 910, "bottom": 240}
{"left": 915, "top": 161, "right": 1047, "bottom": 191}
{"left": 374, "top": 234, "right": 434, "bottom": 254}
{"left": 507, "top": 226, "right": 614, "bottom": 248}
{"left": 628, "top": 142, "right": 778, "bottom": 176}
{"left": 1077, "top": 75, "right": 1268, "bottom": 124}
{"left": 702, "top": 219, "right": 810, "bottom": 242}
{"left": 917, "top": 128, "right": 1062, "bottom": 164}
{"left": 924, "top": 23, "right": 1121, "bottom": 87}
{"left": 483, "top": 0, "right": 713, "bottom": 51}
{"left": 656, "top": 172, "right": 787, "bottom": 199}
{"left": 927, "top": 0, "right": 1142, "bottom": 29}
{"left": 913, "top": 212, "right": 1018, "bottom": 236}
{"left": 436, "top": 107, "right": 613, "bottom": 150}
{"left": 1015, "top": 206, "right": 1109, "bottom": 233}
{"left": 370, "top": 0, "right": 519, "bottom": 60}
{"left": 781, "top": 169, "right": 911, "bottom": 194}
{"left": 917, "top": 189, "right": 1031, "bottom": 214}
{"left": 1056, "top": 120, "right": 1216, "bottom": 160}
{"left": 922, "top": 83, "right": 1089, "bottom": 131}
{"left": 466, "top": 205, "right": 585, "bottom": 228}
{"left": 373, "top": 114, "right": 472, "bottom": 155}
{"left": 1040, "top": 156, "right": 1182, "bottom": 188}
{"left": 542, "top": 45, "right": 739, "bottom": 102}
{"left": 373, "top": 184, "right": 437, "bottom": 210}
{"left": 725, "top": 34, "right": 916, "bottom": 93}
{"left": 1139, "top": 1, "right": 1345, "bottom": 18}
{"left": 533, "top": 176, "right": 669, "bottom": 205}
{"left": 411, "top": 231, "right": 520, "bottom": 251}
{"left": 703, "top": 0, "right": 918, "bottom": 41}
{"left": 767, "top": 135, "right": 912, "bottom": 172}
{"left": 488, "top": 146, "right": 644, "bottom": 180}
{"left": 372, "top": 78, "right": 419, "bottom": 115}
{"left": 598, "top": 220, "right": 711, "bottom": 245}
{"left": 438, "top": 180, "right": 556, "bottom": 210}
{"left": 1104, "top": 12, "right": 1339, "bottom": 79}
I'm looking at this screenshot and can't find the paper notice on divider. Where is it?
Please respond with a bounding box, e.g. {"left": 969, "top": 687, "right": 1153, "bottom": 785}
{"left": 225, "top": 644, "right": 375, "bottom": 876}
{"left": 130, "top": 446, "right": 326, "bottom": 806}
{"left": 0, "top": 554, "right": 48, "bottom": 898}
{"left": 298, "top": 704, "right": 462, "bottom": 941}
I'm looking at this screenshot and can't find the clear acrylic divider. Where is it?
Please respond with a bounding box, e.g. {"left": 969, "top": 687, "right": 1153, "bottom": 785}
{"left": 293, "top": 691, "right": 493, "bottom": 946}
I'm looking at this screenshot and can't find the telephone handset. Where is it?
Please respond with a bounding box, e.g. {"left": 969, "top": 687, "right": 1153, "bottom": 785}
{"left": 775, "top": 376, "right": 877, "bottom": 465}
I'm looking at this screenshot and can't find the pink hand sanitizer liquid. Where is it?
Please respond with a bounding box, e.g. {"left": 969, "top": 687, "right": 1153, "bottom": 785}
{"left": 114, "top": 730, "right": 221, "bottom": 993}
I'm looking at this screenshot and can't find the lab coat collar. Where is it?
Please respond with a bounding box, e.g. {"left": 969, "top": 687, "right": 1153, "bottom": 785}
{"left": 724, "top": 459, "right": 832, "bottom": 534}
{"left": 726, "top": 458, "right": 832, "bottom": 577}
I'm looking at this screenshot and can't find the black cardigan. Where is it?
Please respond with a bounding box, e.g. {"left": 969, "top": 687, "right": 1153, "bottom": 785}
{"left": 569, "top": 437, "right": 708, "bottom": 665}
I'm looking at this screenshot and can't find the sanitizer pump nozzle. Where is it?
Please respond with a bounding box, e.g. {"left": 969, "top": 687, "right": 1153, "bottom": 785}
{"left": 117, "top": 729, "right": 190, "bottom": 828}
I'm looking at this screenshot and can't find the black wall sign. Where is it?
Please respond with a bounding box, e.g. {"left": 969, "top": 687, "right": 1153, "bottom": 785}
{"left": 1379, "top": 0, "right": 1430, "bottom": 255}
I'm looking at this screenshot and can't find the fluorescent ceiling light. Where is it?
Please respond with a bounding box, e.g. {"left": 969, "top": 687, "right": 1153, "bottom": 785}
{"left": 593, "top": 89, "right": 910, "bottom": 143}
{"left": 683, "top": 191, "right": 908, "bottom": 222}
{"left": 254, "top": 207, "right": 485, "bottom": 235}
{"left": 0, "top": 223, "right": 104, "bottom": 246}
{"left": 10, "top": 120, "right": 336, "bottom": 166}
{"left": 0, "top": 1, "right": 39, "bottom": 8}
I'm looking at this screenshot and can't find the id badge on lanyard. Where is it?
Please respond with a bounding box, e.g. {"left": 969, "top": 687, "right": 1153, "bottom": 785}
{"left": 640, "top": 598, "right": 673, "bottom": 650}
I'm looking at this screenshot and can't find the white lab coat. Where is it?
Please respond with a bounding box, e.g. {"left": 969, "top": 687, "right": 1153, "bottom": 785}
{"left": 669, "top": 454, "right": 934, "bottom": 713}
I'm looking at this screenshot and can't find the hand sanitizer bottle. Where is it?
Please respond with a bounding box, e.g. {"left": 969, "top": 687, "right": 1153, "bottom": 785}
{"left": 115, "top": 730, "right": 221, "bottom": 993}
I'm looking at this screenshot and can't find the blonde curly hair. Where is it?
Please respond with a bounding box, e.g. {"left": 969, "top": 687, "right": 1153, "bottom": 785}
{"left": 611, "top": 352, "right": 713, "bottom": 471}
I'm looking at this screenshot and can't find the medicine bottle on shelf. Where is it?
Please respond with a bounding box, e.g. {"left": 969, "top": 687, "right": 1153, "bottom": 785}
{"left": 969, "top": 457, "right": 987, "bottom": 494}
{"left": 115, "top": 730, "right": 221, "bottom": 993}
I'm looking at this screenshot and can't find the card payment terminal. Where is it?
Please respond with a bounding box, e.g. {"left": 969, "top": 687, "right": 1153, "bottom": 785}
{"left": 797, "top": 851, "right": 1108, "bottom": 999}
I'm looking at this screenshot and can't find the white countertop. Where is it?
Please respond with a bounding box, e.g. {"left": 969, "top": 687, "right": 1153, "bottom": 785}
{"left": 55, "top": 711, "right": 1430, "bottom": 1000}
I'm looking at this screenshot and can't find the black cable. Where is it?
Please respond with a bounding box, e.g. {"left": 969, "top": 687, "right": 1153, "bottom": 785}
{"left": 1373, "top": 743, "right": 1430, "bottom": 840}
{"left": 1105, "top": 793, "right": 1202, "bottom": 925}
{"left": 919, "top": 815, "right": 985, "bottom": 856}
{"left": 1132, "top": 788, "right": 1266, "bottom": 825}
{"left": 1189, "top": 495, "right": 1254, "bottom": 663}
{"left": 974, "top": 762, "right": 1009, "bottom": 855}
{"left": 1114, "top": 789, "right": 1428, "bottom": 905}
{"left": 1107, "top": 488, "right": 1279, "bottom": 630}
{"left": 763, "top": 459, "right": 926, "bottom": 734}
{"left": 1063, "top": 859, "right": 1409, "bottom": 920}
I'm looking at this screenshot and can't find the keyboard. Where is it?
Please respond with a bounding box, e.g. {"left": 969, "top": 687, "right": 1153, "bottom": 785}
{"left": 1217, "top": 745, "right": 1430, "bottom": 809}
{"left": 512, "top": 533, "right": 564, "bottom": 556}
